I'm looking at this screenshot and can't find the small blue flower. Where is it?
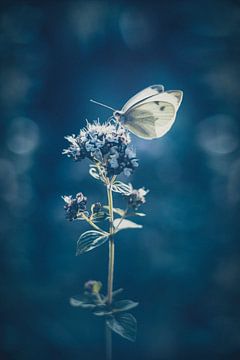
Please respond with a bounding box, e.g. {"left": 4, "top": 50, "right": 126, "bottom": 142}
{"left": 109, "top": 157, "right": 119, "bottom": 169}
{"left": 131, "top": 159, "right": 139, "bottom": 168}
{"left": 62, "top": 192, "right": 87, "bottom": 221}
{"left": 125, "top": 147, "right": 136, "bottom": 159}
{"left": 92, "top": 149, "right": 103, "bottom": 161}
{"left": 63, "top": 120, "right": 138, "bottom": 177}
{"left": 123, "top": 168, "right": 132, "bottom": 177}
{"left": 126, "top": 186, "right": 149, "bottom": 210}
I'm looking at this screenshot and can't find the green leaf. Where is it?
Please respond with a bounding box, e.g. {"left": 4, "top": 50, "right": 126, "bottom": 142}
{"left": 113, "top": 208, "right": 125, "bottom": 216}
{"left": 126, "top": 212, "right": 146, "bottom": 218}
{"left": 70, "top": 290, "right": 105, "bottom": 308}
{"left": 106, "top": 313, "right": 137, "bottom": 342}
{"left": 111, "top": 181, "right": 132, "bottom": 195}
{"left": 134, "top": 212, "right": 146, "bottom": 217}
{"left": 89, "top": 166, "right": 100, "bottom": 180}
{"left": 113, "top": 218, "right": 142, "bottom": 232}
{"left": 112, "top": 288, "right": 124, "bottom": 298}
{"left": 112, "top": 300, "right": 139, "bottom": 313}
{"left": 70, "top": 294, "right": 97, "bottom": 309}
{"left": 89, "top": 166, "right": 106, "bottom": 183}
{"left": 93, "top": 305, "right": 112, "bottom": 316}
{"left": 76, "top": 230, "right": 109, "bottom": 255}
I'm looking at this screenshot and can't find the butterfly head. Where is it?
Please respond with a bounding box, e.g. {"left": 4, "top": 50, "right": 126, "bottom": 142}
{"left": 113, "top": 110, "right": 125, "bottom": 122}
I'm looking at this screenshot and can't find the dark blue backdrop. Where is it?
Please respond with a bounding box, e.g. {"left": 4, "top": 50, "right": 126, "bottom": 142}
{"left": 0, "top": 0, "right": 240, "bottom": 359}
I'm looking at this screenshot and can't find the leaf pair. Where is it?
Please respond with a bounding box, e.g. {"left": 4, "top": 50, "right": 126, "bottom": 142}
{"left": 76, "top": 220, "right": 142, "bottom": 255}
{"left": 70, "top": 287, "right": 124, "bottom": 309}
{"left": 70, "top": 293, "right": 138, "bottom": 342}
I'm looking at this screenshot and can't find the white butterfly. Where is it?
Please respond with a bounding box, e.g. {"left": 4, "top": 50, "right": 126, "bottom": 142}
{"left": 90, "top": 84, "right": 183, "bottom": 140}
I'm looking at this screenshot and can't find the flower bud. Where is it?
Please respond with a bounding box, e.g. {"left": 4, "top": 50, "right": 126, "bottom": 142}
{"left": 84, "top": 280, "right": 102, "bottom": 294}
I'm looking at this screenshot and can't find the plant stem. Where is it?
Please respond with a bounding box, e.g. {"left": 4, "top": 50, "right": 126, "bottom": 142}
{"left": 107, "top": 236, "right": 115, "bottom": 304}
{"left": 114, "top": 206, "right": 128, "bottom": 232}
{"left": 106, "top": 324, "right": 112, "bottom": 360}
{"left": 107, "top": 182, "right": 114, "bottom": 304}
{"left": 106, "top": 180, "right": 115, "bottom": 360}
{"left": 80, "top": 212, "right": 108, "bottom": 234}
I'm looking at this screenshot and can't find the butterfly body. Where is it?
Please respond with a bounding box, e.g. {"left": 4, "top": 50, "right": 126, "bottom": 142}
{"left": 113, "top": 85, "right": 183, "bottom": 140}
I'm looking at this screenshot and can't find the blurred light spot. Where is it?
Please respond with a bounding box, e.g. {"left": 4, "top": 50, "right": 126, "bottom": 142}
{"left": 197, "top": 115, "right": 238, "bottom": 155}
{"left": 0, "top": 68, "right": 32, "bottom": 106}
{"left": 69, "top": 1, "right": 107, "bottom": 46}
{"left": 135, "top": 136, "right": 174, "bottom": 158}
{"left": 0, "top": 158, "right": 18, "bottom": 203}
{"left": 11, "top": 176, "right": 35, "bottom": 217}
{"left": 18, "top": 176, "right": 34, "bottom": 206}
{"left": 15, "top": 156, "right": 33, "bottom": 174}
{"left": 203, "top": 66, "right": 239, "bottom": 104}
{"left": 210, "top": 177, "right": 228, "bottom": 207}
{"left": 7, "top": 117, "right": 39, "bottom": 155}
{"left": 207, "top": 157, "right": 232, "bottom": 176}
{"left": 0, "top": 159, "right": 34, "bottom": 214}
{"left": 227, "top": 158, "right": 240, "bottom": 205}
{"left": 119, "top": 9, "right": 153, "bottom": 49}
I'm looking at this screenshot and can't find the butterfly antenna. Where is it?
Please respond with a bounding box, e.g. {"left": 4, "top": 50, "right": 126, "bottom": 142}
{"left": 90, "top": 99, "right": 116, "bottom": 112}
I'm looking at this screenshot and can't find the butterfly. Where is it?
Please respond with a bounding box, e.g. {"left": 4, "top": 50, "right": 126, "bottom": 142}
{"left": 90, "top": 84, "right": 183, "bottom": 140}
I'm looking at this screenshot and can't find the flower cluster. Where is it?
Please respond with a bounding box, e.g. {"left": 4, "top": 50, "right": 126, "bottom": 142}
{"left": 126, "top": 187, "right": 148, "bottom": 211}
{"left": 62, "top": 192, "right": 87, "bottom": 221}
{"left": 63, "top": 120, "right": 138, "bottom": 177}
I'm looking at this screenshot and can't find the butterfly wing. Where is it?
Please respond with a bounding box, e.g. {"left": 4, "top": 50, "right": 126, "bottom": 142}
{"left": 121, "top": 84, "right": 164, "bottom": 113}
{"left": 164, "top": 90, "right": 183, "bottom": 110}
{"left": 123, "top": 90, "right": 183, "bottom": 139}
{"left": 124, "top": 101, "right": 175, "bottom": 139}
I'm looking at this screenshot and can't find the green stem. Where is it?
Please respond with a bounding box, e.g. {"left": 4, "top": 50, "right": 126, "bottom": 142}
{"left": 106, "top": 180, "right": 115, "bottom": 360}
{"left": 106, "top": 324, "right": 112, "bottom": 360}
{"left": 107, "top": 181, "right": 114, "bottom": 305}
{"left": 95, "top": 162, "right": 107, "bottom": 183}
{"left": 107, "top": 236, "right": 115, "bottom": 304}
{"left": 114, "top": 206, "right": 128, "bottom": 232}
{"left": 80, "top": 212, "right": 108, "bottom": 234}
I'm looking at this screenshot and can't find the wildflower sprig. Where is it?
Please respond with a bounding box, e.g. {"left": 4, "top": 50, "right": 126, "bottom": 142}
{"left": 62, "top": 118, "right": 148, "bottom": 355}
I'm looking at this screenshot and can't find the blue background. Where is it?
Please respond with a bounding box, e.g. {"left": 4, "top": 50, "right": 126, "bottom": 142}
{"left": 0, "top": 0, "right": 240, "bottom": 359}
